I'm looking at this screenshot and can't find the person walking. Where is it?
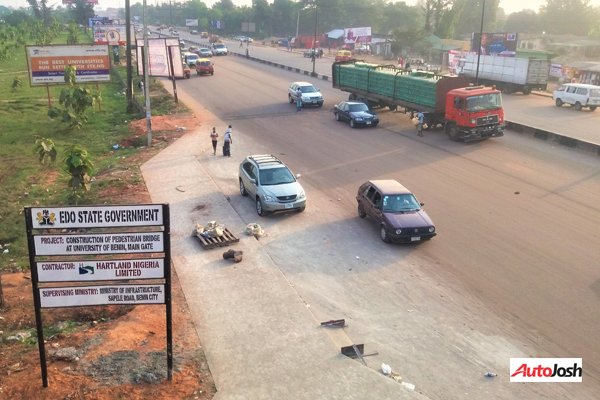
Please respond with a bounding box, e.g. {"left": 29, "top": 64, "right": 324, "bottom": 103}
{"left": 416, "top": 111, "right": 424, "bottom": 137}
{"left": 210, "top": 127, "right": 219, "bottom": 155}
{"left": 295, "top": 87, "right": 303, "bottom": 111}
{"left": 223, "top": 125, "right": 233, "bottom": 157}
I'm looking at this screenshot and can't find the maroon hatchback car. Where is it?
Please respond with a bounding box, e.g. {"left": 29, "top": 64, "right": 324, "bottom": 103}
{"left": 356, "top": 180, "right": 436, "bottom": 243}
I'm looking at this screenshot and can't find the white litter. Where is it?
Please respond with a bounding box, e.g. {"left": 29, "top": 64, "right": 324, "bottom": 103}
{"left": 381, "top": 363, "right": 392, "bottom": 375}
{"left": 401, "top": 382, "right": 415, "bottom": 391}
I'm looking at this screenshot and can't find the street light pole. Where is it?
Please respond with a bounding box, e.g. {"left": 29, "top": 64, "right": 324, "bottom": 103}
{"left": 311, "top": 4, "right": 318, "bottom": 77}
{"left": 475, "top": 0, "right": 486, "bottom": 85}
{"left": 296, "top": 11, "right": 300, "bottom": 38}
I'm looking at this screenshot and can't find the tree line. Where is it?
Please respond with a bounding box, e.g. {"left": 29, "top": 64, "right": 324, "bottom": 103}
{"left": 1, "top": 0, "right": 599, "bottom": 40}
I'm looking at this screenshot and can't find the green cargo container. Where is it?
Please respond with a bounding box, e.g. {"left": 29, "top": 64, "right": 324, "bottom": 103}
{"left": 332, "top": 61, "right": 470, "bottom": 113}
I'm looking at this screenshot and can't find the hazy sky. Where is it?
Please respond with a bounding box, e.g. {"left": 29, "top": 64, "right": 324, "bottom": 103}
{"left": 1, "top": 0, "right": 600, "bottom": 16}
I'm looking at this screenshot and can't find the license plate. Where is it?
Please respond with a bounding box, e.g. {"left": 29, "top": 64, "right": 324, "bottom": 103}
{"left": 285, "top": 203, "right": 293, "bottom": 209}
{"left": 366, "top": 121, "right": 371, "bottom": 125}
{"left": 411, "top": 236, "right": 421, "bottom": 242}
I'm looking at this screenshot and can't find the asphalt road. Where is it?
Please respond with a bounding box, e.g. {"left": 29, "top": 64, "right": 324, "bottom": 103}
{"left": 168, "top": 47, "right": 600, "bottom": 398}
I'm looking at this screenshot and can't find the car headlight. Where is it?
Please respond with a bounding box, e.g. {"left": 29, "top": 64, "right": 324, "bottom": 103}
{"left": 395, "top": 229, "right": 402, "bottom": 235}
{"left": 298, "top": 190, "right": 305, "bottom": 199}
{"left": 470, "top": 119, "right": 476, "bottom": 124}
{"left": 262, "top": 194, "right": 276, "bottom": 202}
{"left": 355, "top": 117, "right": 363, "bottom": 121}
{"left": 428, "top": 227, "right": 435, "bottom": 233}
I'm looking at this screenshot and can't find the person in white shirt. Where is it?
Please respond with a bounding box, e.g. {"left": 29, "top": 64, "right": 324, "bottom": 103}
{"left": 223, "top": 125, "right": 233, "bottom": 157}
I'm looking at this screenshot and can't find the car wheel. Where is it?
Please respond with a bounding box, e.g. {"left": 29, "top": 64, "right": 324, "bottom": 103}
{"left": 297, "top": 206, "right": 305, "bottom": 213}
{"left": 590, "top": 106, "right": 597, "bottom": 111}
{"left": 239, "top": 179, "right": 248, "bottom": 196}
{"left": 289, "top": 94, "right": 294, "bottom": 104}
{"left": 256, "top": 198, "right": 267, "bottom": 216}
{"left": 350, "top": 119, "right": 356, "bottom": 128}
{"left": 335, "top": 112, "right": 340, "bottom": 121}
{"left": 357, "top": 203, "right": 366, "bottom": 218}
{"left": 380, "top": 226, "right": 391, "bottom": 243}
{"left": 574, "top": 102, "right": 582, "bottom": 111}
{"left": 555, "top": 98, "right": 563, "bottom": 107}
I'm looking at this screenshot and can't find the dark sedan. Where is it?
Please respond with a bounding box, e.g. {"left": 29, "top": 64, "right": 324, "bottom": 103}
{"left": 356, "top": 180, "right": 436, "bottom": 243}
{"left": 333, "top": 101, "right": 379, "bottom": 128}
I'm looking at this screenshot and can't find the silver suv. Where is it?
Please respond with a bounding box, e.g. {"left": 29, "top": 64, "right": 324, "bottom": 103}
{"left": 239, "top": 155, "right": 307, "bottom": 216}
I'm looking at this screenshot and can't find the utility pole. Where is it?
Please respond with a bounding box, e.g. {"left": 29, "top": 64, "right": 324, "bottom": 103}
{"left": 125, "top": 0, "right": 133, "bottom": 111}
{"left": 143, "top": 0, "right": 152, "bottom": 146}
{"left": 311, "top": 3, "right": 318, "bottom": 77}
{"left": 475, "top": 0, "right": 486, "bottom": 85}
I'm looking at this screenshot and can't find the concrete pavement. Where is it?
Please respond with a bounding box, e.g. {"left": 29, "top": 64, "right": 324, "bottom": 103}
{"left": 141, "top": 105, "right": 430, "bottom": 399}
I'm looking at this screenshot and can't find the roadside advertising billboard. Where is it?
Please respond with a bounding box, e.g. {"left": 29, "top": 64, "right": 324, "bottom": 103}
{"left": 136, "top": 38, "right": 185, "bottom": 78}
{"left": 93, "top": 24, "right": 127, "bottom": 46}
{"left": 186, "top": 19, "right": 198, "bottom": 26}
{"left": 26, "top": 45, "right": 110, "bottom": 86}
{"left": 471, "top": 32, "right": 518, "bottom": 57}
{"left": 344, "top": 27, "right": 372, "bottom": 44}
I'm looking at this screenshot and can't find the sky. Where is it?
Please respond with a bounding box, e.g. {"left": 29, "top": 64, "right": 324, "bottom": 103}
{"left": 1, "top": 0, "right": 600, "bottom": 16}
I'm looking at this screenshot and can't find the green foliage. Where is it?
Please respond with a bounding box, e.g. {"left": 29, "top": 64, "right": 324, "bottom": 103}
{"left": 11, "top": 76, "right": 23, "bottom": 91}
{"left": 66, "top": 22, "right": 80, "bottom": 44}
{"left": 47, "top": 65, "right": 96, "bottom": 129}
{"left": 63, "top": 144, "right": 94, "bottom": 194}
{"left": 33, "top": 137, "right": 58, "bottom": 166}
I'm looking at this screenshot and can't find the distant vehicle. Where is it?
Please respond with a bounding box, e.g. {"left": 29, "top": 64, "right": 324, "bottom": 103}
{"left": 190, "top": 30, "right": 198, "bottom": 35}
{"left": 333, "top": 101, "right": 378, "bottom": 128}
{"left": 553, "top": 83, "right": 600, "bottom": 111}
{"left": 212, "top": 43, "right": 228, "bottom": 56}
{"left": 335, "top": 50, "right": 353, "bottom": 62}
{"left": 356, "top": 180, "right": 436, "bottom": 243}
{"left": 239, "top": 154, "right": 306, "bottom": 216}
{"left": 354, "top": 44, "right": 370, "bottom": 54}
{"left": 171, "top": 30, "right": 179, "bottom": 36}
{"left": 182, "top": 52, "right": 199, "bottom": 66}
{"left": 303, "top": 48, "right": 323, "bottom": 58}
{"left": 201, "top": 31, "right": 209, "bottom": 38}
{"left": 196, "top": 59, "right": 214, "bottom": 75}
{"left": 198, "top": 48, "right": 212, "bottom": 57}
{"left": 288, "top": 81, "right": 324, "bottom": 108}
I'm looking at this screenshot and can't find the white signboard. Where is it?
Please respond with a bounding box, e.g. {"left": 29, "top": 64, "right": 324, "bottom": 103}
{"left": 343, "top": 27, "right": 372, "bottom": 44}
{"left": 26, "top": 45, "right": 110, "bottom": 85}
{"left": 40, "top": 284, "right": 165, "bottom": 308}
{"left": 136, "top": 38, "right": 184, "bottom": 78}
{"left": 36, "top": 258, "right": 165, "bottom": 282}
{"left": 186, "top": 19, "right": 198, "bottom": 27}
{"left": 34, "top": 232, "right": 164, "bottom": 255}
{"left": 30, "top": 204, "right": 163, "bottom": 229}
{"left": 93, "top": 24, "right": 127, "bottom": 45}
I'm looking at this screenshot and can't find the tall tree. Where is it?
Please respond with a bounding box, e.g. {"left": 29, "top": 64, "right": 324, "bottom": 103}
{"left": 503, "top": 10, "right": 541, "bottom": 33}
{"left": 539, "top": 0, "right": 595, "bottom": 35}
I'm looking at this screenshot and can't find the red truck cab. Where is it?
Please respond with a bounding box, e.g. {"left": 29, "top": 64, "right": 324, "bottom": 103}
{"left": 444, "top": 86, "right": 504, "bottom": 141}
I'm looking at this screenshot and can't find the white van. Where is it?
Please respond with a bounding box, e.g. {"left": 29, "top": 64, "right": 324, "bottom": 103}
{"left": 553, "top": 83, "right": 600, "bottom": 111}
{"left": 182, "top": 52, "right": 199, "bottom": 66}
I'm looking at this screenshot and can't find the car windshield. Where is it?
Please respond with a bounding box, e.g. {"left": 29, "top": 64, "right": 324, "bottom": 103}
{"left": 260, "top": 167, "right": 295, "bottom": 185}
{"left": 215, "top": 44, "right": 225, "bottom": 49}
{"left": 349, "top": 103, "right": 369, "bottom": 112}
{"left": 300, "top": 85, "right": 317, "bottom": 93}
{"left": 382, "top": 194, "right": 420, "bottom": 212}
{"left": 466, "top": 93, "right": 502, "bottom": 111}
{"left": 199, "top": 61, "right": 211, "bottom": 66}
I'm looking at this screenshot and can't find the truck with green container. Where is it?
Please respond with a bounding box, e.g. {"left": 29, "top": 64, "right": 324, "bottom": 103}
{"left": 331, "top": 61, "right": 505, "bottom": 142}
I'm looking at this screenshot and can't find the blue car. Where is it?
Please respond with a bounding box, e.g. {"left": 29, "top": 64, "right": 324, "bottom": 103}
{"left": 333, "top": 101, "right": 379, "bottom": 128}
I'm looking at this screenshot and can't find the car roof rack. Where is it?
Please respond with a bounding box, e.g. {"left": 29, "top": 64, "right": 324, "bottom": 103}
{"left": 248, "top": 154, "right": 283, "bottom": 167}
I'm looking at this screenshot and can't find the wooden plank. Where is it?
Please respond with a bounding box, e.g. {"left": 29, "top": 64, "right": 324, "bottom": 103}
{"left": 195, "top": 228, "right": 239, "bottom": 250}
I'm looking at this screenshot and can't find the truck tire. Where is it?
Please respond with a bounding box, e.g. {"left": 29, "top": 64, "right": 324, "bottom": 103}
{"left": 590, "top": 106, "right": 597, "bottom": 111}
{"left": 555, "top": 98, "right": 563, "bottom": 107}
{"left": 574, "top": 102, "right": 582, "bottom": 111}
{"left": 445, "top": 122, "right": 460, "bottom": 141}
{"left": 389, "top": 104, "right": 397, "bottom": 111}
{"left": 522, "top": 87, "right": 532, "bottom": 95}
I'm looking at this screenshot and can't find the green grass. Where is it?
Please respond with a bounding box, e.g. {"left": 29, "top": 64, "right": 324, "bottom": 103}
{"left": 0, "top": 32, "right": 185, "bottom": 273}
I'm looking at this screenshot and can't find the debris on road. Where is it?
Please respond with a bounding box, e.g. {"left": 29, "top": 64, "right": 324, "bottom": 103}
{"left": 222, "top": 249, "right": 243, "bottom": 263}
{"left": 484, "top": 372, "right": 498, "bottom": 377}
{"left": 381, "top": 363, "right": 392, "bottom": 375}
{"left": 401, "top": 382, "right": 415, "bottom": 391}
{"left": 193, "top": 221, "right": 240, "bottom": 249}
{"left": 320, "top": 319, "right": 346, "bottom": 328}
{"left": 245, "top": 223, "right": 265, "bottom": 238}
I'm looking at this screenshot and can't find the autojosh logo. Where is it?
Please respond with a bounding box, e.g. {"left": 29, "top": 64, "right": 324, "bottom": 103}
{"left": 510, "top": 358, "right": 582, "bottom": 382}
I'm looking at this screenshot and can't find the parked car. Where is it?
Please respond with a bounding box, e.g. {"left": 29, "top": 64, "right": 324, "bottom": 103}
{"left": 239, "top": 154, "right": 306, "bottom": 216}
{"left": 356, "top": 180, "right": 436, "bottom": 243}
{"left": 196, "top": 59, "right": 214, "bottom": 75}
{"left": 212, "top": 43, "right": 228, "bottom": 55}
{"left": 288, "top": 81, "right": 324, "bottom": 108}
{"left": 333, "top": 101, "right": 379, "bottom": 128}
{"left": 335, "top": 50, "right": 353, "bottom": 62}
{"left": 198, "top": 48, "right": 213, "bottom": 57}
{"left": 553, "top": 83, "right": 600, "bottom": 111}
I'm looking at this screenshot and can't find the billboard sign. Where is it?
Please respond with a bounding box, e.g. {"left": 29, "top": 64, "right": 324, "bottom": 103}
{"left": 26, "top": 45, "right": 110, "bottom": 86}
{"left": 93, "top": 24, "right": 127, "bottom": 46}
{"left": 471, "top": 32, "right": 518, "bottom": 56}
{"left": 186, "top": 19, "right": 198, "bottom": 27}
{"left": 36, "top": 258, "right": 166, "bottom": 282}
{"left": 137, "top": 38, "right": 184, "bottom": 78}
{"left": 40, "top": 284, "right": 165, "bottom": 308}
{"left": 344, "top": 27, "right": 372, "bottom": 44}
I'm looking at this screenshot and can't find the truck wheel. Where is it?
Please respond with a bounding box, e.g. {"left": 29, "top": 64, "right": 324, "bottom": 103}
{"left": 574, "top": 102, "right": 582, "bottom": 111}
{"left": 555, "top": 98, "right": 563, "bottom": 107}
{"left": 389, "top": 104, "right": 397, "bottom": 111}
{"left": 590, "top": 106, "right": 597, "bottom": 111}
{"left": 445, "top": 122, "right": 460, "bottom": 141}
{"left": 523, "top": 87, "right": 532, "bottom": 95}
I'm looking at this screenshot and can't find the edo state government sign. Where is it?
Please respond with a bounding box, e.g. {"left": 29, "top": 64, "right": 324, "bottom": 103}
{"left": 39, "top": 284, "right": 165, "bottom": 308}
{"left": 36, "top": 258, "right": 165, "bottom": 282}
{"left": 33, "top": 232, "right": 164, "bottom": 255}
{"left": 30, "top": 204, "right": 163, "bottom": 229}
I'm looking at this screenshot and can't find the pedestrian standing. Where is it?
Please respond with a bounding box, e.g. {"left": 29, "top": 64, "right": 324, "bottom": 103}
{"left": 223, "top": 125, "right": 233, "bottom": 157}
{"left": 295, "top": 88, "right": 303, "bottom": 111}
{"left": 416, "top": 112, "right": 424, "bottom": 137}
{"left": 210, "top": 127, "right": 218, "bottom": 155}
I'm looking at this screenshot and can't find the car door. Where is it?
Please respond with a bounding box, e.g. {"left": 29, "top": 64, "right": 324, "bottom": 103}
{"left": 364, "top": 186, "right": 380, "bottom": 221}
{"left": 242, "top": 162, "right": 258, "bottom": 196}
{"left": 340, "top": 103, "right": 350, "bottom": 121}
